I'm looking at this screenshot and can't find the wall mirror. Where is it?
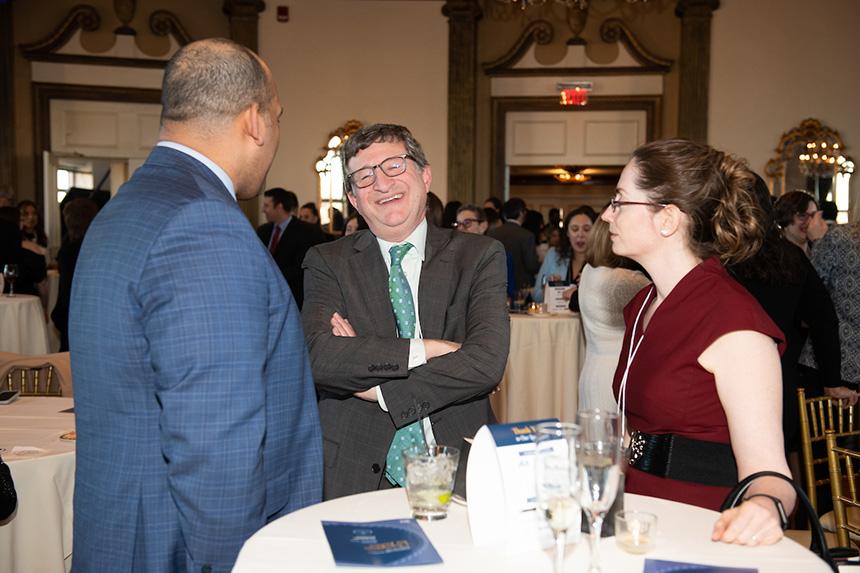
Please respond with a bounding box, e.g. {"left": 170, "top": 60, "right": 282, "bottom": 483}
{"left": 766, "top": 118, "right": 854, "bottom": 223}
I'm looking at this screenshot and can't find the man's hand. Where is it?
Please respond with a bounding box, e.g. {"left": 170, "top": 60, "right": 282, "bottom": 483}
{"left": 824, "top": 385, "right": 859, "bottom": 408}
{"left": 353, "top": 388, "right": 379, "bottom": 402}
{"left": 331, "top": 312, "right": 356, "bottom": 337}
{"left": 423, "top": 339, "right": 462, "bottom": 360}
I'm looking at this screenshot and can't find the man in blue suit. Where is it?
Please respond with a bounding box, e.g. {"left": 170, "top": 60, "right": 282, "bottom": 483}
{"left": 69, "top": 38, "right": 323, "bottom": 573}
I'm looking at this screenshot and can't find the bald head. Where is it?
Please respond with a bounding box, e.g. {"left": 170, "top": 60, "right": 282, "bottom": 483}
{"left": 160, "top": 38, "right": 273, "bottom": 126}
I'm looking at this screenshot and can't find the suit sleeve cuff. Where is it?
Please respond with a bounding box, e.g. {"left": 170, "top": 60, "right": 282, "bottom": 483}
{"left": 408, "top": 338, "right": 427, "bottom": 370}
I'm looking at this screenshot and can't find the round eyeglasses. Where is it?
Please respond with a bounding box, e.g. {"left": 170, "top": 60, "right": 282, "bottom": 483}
{"left": 347, "top": 154, "right": 415, "bottom": 189}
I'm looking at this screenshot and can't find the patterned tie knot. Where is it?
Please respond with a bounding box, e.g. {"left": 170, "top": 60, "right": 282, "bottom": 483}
{"left": 389, "top": 243, "right": 414, "bottom": 265}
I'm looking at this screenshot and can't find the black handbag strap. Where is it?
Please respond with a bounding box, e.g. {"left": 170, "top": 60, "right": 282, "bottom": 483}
{"left": 719, "top": 470, "right": 837, "bottom": 572}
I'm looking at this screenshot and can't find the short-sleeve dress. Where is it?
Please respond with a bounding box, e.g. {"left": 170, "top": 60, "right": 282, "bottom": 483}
{"left": 612, "top": 257, "right": 785, "bottom": 511}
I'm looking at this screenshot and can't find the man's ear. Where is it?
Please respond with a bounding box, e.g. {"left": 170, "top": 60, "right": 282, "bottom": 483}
{"left": 243, "top": 103, "right": 265, "bottom": 147}
{"left": 421, "top": 164, "right": 432, "bottom": 191}
{"left": 346, "top": 190, "right": 358, "bottom": 211}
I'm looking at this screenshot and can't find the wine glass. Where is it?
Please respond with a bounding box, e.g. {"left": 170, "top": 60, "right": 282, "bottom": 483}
{"left": 535, "top": 421, "right": 581, "bottom": 573}
{"left": 577, "top": 409, "right": 621, "bottom": 573}
{"left": 3, "top": 264, "right": 19, "bottom": 297}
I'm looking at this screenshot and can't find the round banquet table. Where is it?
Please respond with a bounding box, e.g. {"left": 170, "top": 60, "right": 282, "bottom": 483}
{"left": 0, "top": 294, "right": 50, "bottom": 354}
{"left": 491, "top": 312, "right": 585, "bottom": 424}
{"left": 232, "top": 489, "right": 830, "bottom": 572}
{"left": 0, "top": 396, "right": 76, "bottom": 573}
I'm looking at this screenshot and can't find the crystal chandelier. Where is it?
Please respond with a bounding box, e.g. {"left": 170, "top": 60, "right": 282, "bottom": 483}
{"left": 798, "top": 140, "right": 844, "bottom": 178}
{"left": 500, "top": 0, "right": 648, "bottom": 9}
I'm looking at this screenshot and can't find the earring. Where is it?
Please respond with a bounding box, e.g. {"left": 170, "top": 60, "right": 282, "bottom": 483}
{"left": 660, "top": 229, "right": 670, "bottom": 237}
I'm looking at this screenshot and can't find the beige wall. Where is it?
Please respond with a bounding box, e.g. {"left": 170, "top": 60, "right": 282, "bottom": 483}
{"left": 709, "top": 0, "right": 860, "bottom": 216}
{"left": 259, "top": 0, "right": 448, "bottom": 213}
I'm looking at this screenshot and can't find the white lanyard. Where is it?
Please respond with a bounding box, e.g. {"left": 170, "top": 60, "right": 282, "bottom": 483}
{"left": 617, "top": 286, "right": 655, "bottom": 440}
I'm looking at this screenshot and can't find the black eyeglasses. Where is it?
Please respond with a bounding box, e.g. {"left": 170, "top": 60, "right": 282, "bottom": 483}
{"left": 347, "top": 154, "right": 414, "bottom": 189}
{"left": 609, "top": 198, "right": 669, "bottom": 212}
{"left": 454, "top": 218, "right": 483, "bottom": 230}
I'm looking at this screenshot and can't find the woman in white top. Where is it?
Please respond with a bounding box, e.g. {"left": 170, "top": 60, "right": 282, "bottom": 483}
{"left": 578, "top": 214, "right": 650, "bottom": 411}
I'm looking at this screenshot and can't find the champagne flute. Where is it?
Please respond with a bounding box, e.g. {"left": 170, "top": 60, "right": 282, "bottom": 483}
{"left": 3, "top": 264, "right": 19, "bottom": 297}
{"left": 577, "top": 409, "right": 621, "bottom": 573}
{"left": 535, "top": 422, "right": 581, "bottom": 573}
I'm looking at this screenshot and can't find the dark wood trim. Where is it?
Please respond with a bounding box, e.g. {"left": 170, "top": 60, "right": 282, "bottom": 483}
{"left": 599, "top": 18, "right": 673, "bottom": 71}
{"left": 443, "top": 0, "right": 482, "bottom": 204}
{"left": 20, "top": 5, "right": 189, "bottom": 69}
{"left": 149, "top": 10, "right": 192, "bottom": 46}
{"left": 490, "top": 95, "right": 662, "bottom": 196}
{"left": 483, "top": 19, "right": 553, "bottom": 76}
{"left": 22, "top": 52, "right": 168, "bottom": 69}
{"left": 483, "top": 18, "right": 672, "bottom": 77}
{"left": 31, "top": 83, "right": 162, "bottom": 210}
{"left": 19, "top": 5, "right": 101, "bottom": 58}
{"left": 1, "top": 1, "right": 15, "bottom": 194}
{"left": 675, "top": 0, "right": 720, "bottom": 142}
{"left": 485, "top": 66, "right": 668, "bottom": 77}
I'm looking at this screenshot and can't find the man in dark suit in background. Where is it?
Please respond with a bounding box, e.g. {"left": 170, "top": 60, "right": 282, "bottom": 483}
{"left": 257, "top": 187, "right": 326, "bottom": 308}
{"left": 488, "top": 197, "right": 540, "bottom": 290}
{"left": 302, "top": 123, "right": 510, "bottom": 500}
{"left": 69, "top": 38, "right": 322, "bottom": 573}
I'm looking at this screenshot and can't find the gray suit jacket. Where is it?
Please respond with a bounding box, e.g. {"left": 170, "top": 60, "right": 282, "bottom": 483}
{"left": 488, "top": 221, "right": 540, "bottom": 290}
{"left": 302, "top": 224, "right": 510, "bottom": 499}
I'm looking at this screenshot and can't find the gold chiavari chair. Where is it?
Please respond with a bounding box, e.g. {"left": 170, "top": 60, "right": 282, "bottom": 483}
{"left": 3, "top": 364, "right": 62, "bottom": 396}
{"left": 825, "top": 430, "right": 860, "bottom": 547}
{"left": 798, "top": 388, "right": 860, "bottom": 515}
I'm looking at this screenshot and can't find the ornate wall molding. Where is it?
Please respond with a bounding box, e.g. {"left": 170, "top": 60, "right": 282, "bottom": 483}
{"left": 483, "top": 20, "right": 553, "bottom": 75}
{"left": 20, "top": 4, "right": 191, "bottom": 69}
{"left": 483, "top": 17, "right": 672, "bottom": 77}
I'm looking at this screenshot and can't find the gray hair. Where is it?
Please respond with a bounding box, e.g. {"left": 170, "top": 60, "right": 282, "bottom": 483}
{"left": 341, "top": 124, "right": 429, "bottom": 195}
{"left": 160, "top": 38, "right": 273, "bottom": 125}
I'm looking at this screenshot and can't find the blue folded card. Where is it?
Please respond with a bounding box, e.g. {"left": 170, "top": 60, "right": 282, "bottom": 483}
{"left": 644, "top": 559, "right": 757, "bottom": 573}
{"left": 322, "top": 518, "right": 443, "bottom": 567}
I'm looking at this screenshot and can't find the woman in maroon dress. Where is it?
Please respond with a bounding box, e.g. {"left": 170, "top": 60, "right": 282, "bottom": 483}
{"left": 603, "top": 139, "right": 795, "bottom": 547}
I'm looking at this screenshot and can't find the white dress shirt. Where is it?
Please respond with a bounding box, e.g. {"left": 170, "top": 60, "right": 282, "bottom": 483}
{"left": 156, "top": 141, "right": 236, "bottom": 201}
{"left": 374, "top": 219, "right": 435, "bottom": 446}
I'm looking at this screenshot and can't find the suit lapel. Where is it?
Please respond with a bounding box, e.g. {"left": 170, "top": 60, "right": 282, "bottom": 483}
{"left": 419, "top": 225, "right": 454, "bottom": 339}
{"left": 348, "top": 231, "right": 398, "bottom": 337}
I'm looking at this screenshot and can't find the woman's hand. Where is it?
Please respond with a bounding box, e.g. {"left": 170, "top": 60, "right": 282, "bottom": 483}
{"left": 824, "top": 385, "right": 859, "bottom": 407}
{"left": 711, "top": 497, "right": 784, "bottom": 546}
{"left": 561, "top": 285, "right": 577, "bottom": 301}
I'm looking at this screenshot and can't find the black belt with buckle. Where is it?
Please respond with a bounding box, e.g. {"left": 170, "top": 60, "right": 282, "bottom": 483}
{"left": 628, "top": 430, "right": 738, "bottom": 488}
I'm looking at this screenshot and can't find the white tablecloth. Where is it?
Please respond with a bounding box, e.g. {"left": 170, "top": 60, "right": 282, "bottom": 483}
{"left": 233, "top": 489, "right": 830, "bottom": 572}
{"left": 491, "top": 313, "right": 585, "bottom": 424}
{"left": 0, "top": 294, "right": 50, "bottom": 355}
{"left": 0, "top": 397, "right": 76, "bottom": 573}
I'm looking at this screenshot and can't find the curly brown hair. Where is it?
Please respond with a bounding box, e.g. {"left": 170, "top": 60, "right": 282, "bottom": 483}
{"left": 631, "top": 139, "right": 764, "bottom": 265}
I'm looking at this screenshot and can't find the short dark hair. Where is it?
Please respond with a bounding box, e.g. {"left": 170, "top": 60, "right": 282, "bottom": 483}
{"left": 483, "top": 207, "right": 499, "bottom": 227}
{"left": 161, "top": 38, "right": 273, "bottom": 125}
{"left": 821, "top": 200, "right": 838, "bottom": 221}
{"left": 301, "top": 202, "right": 319, "bottom": 217}
{"left": 62, "top": 198, "right": 99, "bottom": 242}
{"left": 457, "top": 204, "right": 486, "bottom": 222}
{"left": 502, "top": 197, "right": 526, "bottom": 221}
{"left": 264, "top": 188, "right": 298, "bottom": 212}
{"left": 341, "top": 124, "right": 429, "bottom": 195}
{"left": 774, "top": 190, "right": 817, "bottom": 230}
{"left": 484, "top": 196, "right": 503, "bottom": 212}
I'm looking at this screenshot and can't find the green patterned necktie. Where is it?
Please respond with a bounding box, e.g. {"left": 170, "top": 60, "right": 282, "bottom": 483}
{"left": 385, "top": 243, "right": 426, "bottom": 487}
